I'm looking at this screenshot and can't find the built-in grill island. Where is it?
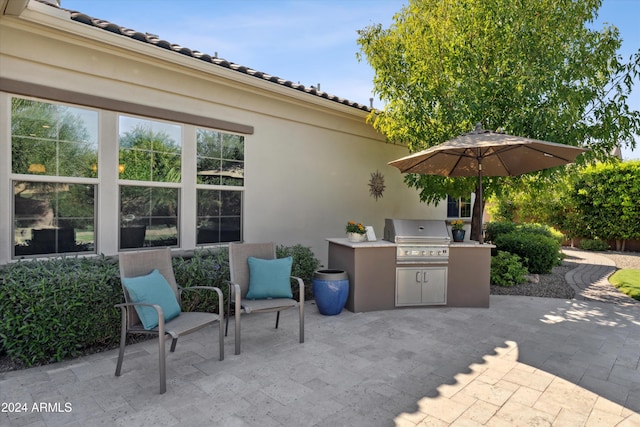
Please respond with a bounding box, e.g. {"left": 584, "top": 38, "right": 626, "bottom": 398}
{"left": 384, "top": 219, "right": 450, "bottom": 306}
{"left": 326, "top": 218, "right": 494, "bottom": 313}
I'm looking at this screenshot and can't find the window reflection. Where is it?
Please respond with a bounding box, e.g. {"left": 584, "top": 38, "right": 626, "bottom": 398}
{"left": 13, "top": 181, "right": 95, "bottom": 256}
{"left": 197, "top": 189, "right": 242, "bottom": 244}
{"left": 197, "top": 129, "right": 244, "bottom": 186}
{"left": 119, "top": 116, "right": 182, "bottom": 183}
{"left": 120, "top": 186, "right": 179, "bottom": 249}
{"left": 11, "top": 99, "right": 98, "bottom": 178}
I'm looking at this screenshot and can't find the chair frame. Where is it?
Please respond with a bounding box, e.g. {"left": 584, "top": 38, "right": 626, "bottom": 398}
{"left": 115, "top": 248, "right": 224, "bottom": 394}
{"left": 226, "top": 242, "right": 304, "bottom": 355}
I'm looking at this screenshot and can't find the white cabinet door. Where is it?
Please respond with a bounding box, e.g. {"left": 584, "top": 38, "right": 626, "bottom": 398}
{"left": 396, "top": 268, "right": 423, "bottom": 305}
{"left": 420, "top": 268, "right": 447, "bottom": 305}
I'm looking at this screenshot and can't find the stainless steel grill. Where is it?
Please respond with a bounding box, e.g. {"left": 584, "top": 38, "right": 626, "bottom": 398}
{"left": 384, "top": 219, "right": 451, "bottom": 264}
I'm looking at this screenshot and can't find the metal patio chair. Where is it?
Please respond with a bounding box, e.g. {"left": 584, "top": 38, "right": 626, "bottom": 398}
{"left": 115, "top": 248, "right": 224, "bottom": 394}
{"left": 226, "top": 242, "right": 304, "bottom": 355}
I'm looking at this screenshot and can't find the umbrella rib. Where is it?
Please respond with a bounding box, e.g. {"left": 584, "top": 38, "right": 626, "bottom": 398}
{"left": 523, "top": 145, "right": 576, "bottom": 162}
{"left": 485, "top": 146, "right": 517, "bottom": 175}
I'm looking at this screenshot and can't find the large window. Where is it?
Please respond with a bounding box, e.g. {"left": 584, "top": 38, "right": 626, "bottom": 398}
{"left": 7, "top": 96, "right": 246, "bottom": 259}
{"left": 11, "top": 98, "right": 98, "bottom": 257}
{"left": 196, "top": 129, "right": 244, "bottom": 244}
{"left": 447, "top": 195, "right": 471, "bottom": 218}
{"left": 118, "top": 116, "right": 181, "bottom": 249}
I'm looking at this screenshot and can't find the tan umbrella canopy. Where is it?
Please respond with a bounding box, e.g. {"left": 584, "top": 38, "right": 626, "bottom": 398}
{"left": 389, "top": 124, "right": 588, "bottom": 243}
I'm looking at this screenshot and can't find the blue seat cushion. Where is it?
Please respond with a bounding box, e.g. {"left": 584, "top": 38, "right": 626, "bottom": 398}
{"left": 122, "top": 269, "right": 181, "bottom": 330}
{"left": 246, "top": 256, "right": 293, "bottom": 299}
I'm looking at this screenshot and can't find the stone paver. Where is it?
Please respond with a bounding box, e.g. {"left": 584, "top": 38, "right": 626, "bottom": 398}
{"left": 1, "top": 254, "right": 639, "bottom": 426}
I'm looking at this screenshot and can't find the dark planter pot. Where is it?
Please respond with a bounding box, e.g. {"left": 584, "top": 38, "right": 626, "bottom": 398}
{"left": 120, "top": 226, "right": 146, "bottom": 249}
{"left": 312, "top": 269, "right": 349, "bottom": 316}
{"left": 452, "top": 229, "right": 466, "bottom": 242}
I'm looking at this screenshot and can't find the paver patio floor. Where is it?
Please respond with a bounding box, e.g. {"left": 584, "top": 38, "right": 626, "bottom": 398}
{"left": 1, "top": 292, "right": 639, "bottom": 426}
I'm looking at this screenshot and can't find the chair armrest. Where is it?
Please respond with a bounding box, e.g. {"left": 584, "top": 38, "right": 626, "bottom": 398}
{"left": 179, "top": 286, "right": 224, "bottom": 315}
{"left": 291, "top": 276, "right": 305, "bottom": 304}
{"left": 115, "top": 301, "right": 164, "bottom": 316}
{"left": 114, "top": 302, "right": 165, "bottom": 333}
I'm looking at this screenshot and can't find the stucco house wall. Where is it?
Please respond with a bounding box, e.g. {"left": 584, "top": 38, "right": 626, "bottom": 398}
{"left": 0, "top": 0, "right": 446, "bottom": 266}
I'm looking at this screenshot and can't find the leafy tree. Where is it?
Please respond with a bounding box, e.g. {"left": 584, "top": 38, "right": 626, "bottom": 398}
{"left": 565, "top": 161, "right": 640, "bottom": 251}
{"left": 357, "top": 0, "right": 640, "bottom": 241}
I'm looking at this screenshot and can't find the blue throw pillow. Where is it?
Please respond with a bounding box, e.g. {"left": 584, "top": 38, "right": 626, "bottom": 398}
{"left": 246, "top": 256, "right": 293, "bottom": 300}
{"left": 122, "top": 269, "right": 181, "bottom": 330}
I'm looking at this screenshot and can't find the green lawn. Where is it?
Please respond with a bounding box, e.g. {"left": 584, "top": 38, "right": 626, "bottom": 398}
{"left": 609, "top": 269, "right": 640, "bottom": 301}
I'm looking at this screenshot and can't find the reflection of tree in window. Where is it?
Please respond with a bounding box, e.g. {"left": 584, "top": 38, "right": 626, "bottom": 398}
{"left": 13, "top": 181, "right": 95, "bottom": 256}
{"left": 197, "top": 129, "right": 244, "bottom": 186}
{"left": 196, "top": 189, "right": 241, "bottom": 244}
{"left": 119, "top": 125, "right": 181, "bottom": 182}
{"left": 11, "top": 98, "right": 98, "bottom": 178}
{"left": 447, "top": 195, "right": 472, "bottom": 218}
{"left": 11, "top": 98, "right": 97, "bottom": 257}
{"left": 120, "top": 186, "right": 179, "bottom": 248}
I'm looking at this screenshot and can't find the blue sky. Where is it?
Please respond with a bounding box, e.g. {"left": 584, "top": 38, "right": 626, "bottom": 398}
{"left": 61, "top": 0, "right": 639, "bottom": 159}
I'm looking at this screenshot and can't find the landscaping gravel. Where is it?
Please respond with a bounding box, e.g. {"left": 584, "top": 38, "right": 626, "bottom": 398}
{"left": 490, "top": 249, "right": 640, "bottom": 298}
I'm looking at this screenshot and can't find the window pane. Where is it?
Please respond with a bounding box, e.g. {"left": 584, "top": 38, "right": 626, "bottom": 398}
{"left": 119, "top": 116, "right": 181, "bottom": 182}
{"left": 460, "top": 197, "right": 472, "bottom": 218}
{"left": 13, "top": 181, "right": 95, "bottom": 256}
{"left": 11, "top": 98, "right": 98, "bottom": 178}
{"left": 447, "top": 195, "right": 459, "bottom": 218}
{"left": 197, "top": 189, "right": 242, "bottom": 244}
{"left": 197, "top": 129, "right": 244, "bottom": 186}
{"left": 120, "top": 186, "right": 179, "bottom": 249}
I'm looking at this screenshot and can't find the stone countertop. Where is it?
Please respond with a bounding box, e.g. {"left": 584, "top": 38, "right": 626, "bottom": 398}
{"left": 326, "top": 237, "right": 397, "bottom": 248}
{"left": 327, "top": 237, "right": 495, "bottom": 249}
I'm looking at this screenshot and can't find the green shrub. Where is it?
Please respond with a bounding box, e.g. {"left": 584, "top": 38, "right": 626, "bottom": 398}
{"left": 0, "top": 256, "right": 121, "bottom": 367}
{"left": 518, "top": 223, "right": 565, "bottom": 245}
{"left": 494, "top": 232, "right": 560, "bottom": 274}
{"left": 484, "top": 221, "right": 517, "bottom": 243}
{"left": 173, "top": 249, "right": 230, "bottom": 313}
{"left": 277, "top": 244, "right": 323, "bottom": 301}
{"left": 485, "top": 221, "right": 564, "bottom": 245}
{"left": 490, "top": 251, "right": 529, "bottom": 287}
{"left": 578, "top": 238, "right": 610, "bottom": 251}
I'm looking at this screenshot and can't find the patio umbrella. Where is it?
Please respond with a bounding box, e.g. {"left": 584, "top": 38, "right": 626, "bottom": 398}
{"left": 388, "top": 124, "right": 588, "bottom": 243}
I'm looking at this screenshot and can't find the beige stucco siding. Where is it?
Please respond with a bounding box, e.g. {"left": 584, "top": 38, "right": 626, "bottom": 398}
{"left": 0, "top": 3, "right": 442, "bottom": 265}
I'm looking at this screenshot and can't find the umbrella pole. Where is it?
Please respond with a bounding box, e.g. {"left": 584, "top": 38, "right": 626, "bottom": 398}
{"left": 477, "top": 159, "right": 484, "bottom": 244}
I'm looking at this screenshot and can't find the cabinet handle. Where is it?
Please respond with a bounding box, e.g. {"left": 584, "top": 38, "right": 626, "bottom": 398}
{"left": 416, "top": 272, "right": 421, "bottom": 283}
{"left": 424, "top": 272, "right": 429, "bottom": 282}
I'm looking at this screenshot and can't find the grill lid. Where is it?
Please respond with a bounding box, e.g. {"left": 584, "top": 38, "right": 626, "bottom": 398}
{"left": 384, "top": 218, "right": 451, "bottom": 244}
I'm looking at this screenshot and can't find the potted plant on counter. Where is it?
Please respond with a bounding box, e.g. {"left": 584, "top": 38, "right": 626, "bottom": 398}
{"left": 451, "top": 219, "right": 465, "bottom": 242}
{"left": 346, "top": 221, "right": 367, "bottom": 242}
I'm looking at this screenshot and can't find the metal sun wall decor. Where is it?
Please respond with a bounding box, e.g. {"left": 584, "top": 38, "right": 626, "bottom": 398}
{"left": 368, "top": 170, "right": 385, "bottom": 200}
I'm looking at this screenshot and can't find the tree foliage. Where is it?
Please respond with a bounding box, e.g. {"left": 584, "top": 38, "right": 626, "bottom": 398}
{"left": 357, "top": 0, "right": 640, "bottom": 238}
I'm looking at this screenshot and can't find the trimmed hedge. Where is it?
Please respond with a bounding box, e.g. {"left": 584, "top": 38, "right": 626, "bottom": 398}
{"left": 0, "top": 256, "right": 121, "bottom": 366}
{"left": 173, "top": 249, "right": 230, "bottom": 313}
{"left": 578, "top": 238, "right": 610, "bottom": 251}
